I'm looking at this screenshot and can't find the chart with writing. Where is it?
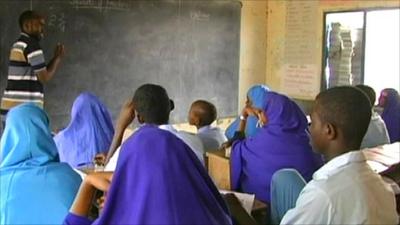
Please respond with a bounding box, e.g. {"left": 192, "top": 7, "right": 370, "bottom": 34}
{"left": 281, "top": 0, "right": 320, "bottom": 100}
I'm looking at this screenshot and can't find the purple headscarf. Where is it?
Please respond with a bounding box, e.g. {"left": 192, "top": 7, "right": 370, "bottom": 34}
{"left": 230, "top": 92, "right": 323, "bottom": 203}
{"left": 380, "top": 89, "right": 400, "bottom": 143}
{"left": 54, "top": 92, "right": 114, "bottom": 168}
{"left": 69, "top": 125, "right": 231, "bottom": 225}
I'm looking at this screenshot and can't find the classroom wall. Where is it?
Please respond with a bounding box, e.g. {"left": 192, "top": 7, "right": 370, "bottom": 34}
{"left": 166, "top": 0, "right": 400, "bottom": 130}
{"left": 238, "top": 0, "right": 268, "bottom": 113}
{"left": 265, "top": 0, "right": 400, "bottom": 99}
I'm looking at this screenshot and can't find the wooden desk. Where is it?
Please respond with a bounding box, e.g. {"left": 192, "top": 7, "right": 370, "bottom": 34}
{"left": 363, "top": 142, "right": 400, "bottom": 173}
{"left": 205, "top": 149, "right": 231, "bottom": 190}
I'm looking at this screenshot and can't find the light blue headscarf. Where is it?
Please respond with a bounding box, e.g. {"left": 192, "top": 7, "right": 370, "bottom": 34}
{"left": 0, "top": 103, "right": 81, "bottom": 225}
{"left": 54, "top": 92, "right": 114, "bottom": 168}
{"left": 225, "top": 84, "right": 270, "bottom": 139}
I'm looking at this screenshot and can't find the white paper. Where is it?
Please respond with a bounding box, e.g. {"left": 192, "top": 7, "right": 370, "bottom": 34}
{"left": 220, "top": 190, "right": 255, "bottom": 214}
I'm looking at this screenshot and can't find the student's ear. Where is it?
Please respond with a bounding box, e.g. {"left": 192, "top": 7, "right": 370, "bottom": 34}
{"left": 325, "top": 122, "right": 337, "bottom": 140}
{"left": 193, "top": 116, "right": 201, "bottom": 127}
{"left": 137, "top": 113, "right": 145, "bottom": 124}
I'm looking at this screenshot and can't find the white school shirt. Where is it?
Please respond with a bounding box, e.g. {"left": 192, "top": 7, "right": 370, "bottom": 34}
{"left": 159, "top": 124, "right": 205, "bottom": 164}
{"left": 361, "top": 111, "right": 390, "bottom": 149}
{"left": 105, "top": 125, "right": 205, "bottom": 171}
{"left": 197, "top": 125, "right": 227, "bottom": 151}
{"left": 281, "top": 151, "right": 398, "bottom": 225}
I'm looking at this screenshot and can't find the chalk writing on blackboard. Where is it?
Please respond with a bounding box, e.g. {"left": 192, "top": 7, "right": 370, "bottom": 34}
{"left": 190, "top": 10, "right": 210, "bottom": 21}
{"left": 70, "top": 0, "right": 130, "bottom": 11}
{"left": 48, "top": 13, "right": 66, "bottom": 32}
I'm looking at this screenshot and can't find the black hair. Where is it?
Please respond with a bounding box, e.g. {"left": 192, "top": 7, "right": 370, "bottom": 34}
{"left": 315, "top": 86, "right": 371, "bottom": 147}
{"left": 133, "top": 84, "right": 170, "bottom": 125}
{"left": 356, "top": 84, "right": 376, "bottom": 108}
{"left": 19, "top": 10, "right": 42, "bottom": 30}
{"left": 192, "top": 100, "right": 217, "bottom": 127}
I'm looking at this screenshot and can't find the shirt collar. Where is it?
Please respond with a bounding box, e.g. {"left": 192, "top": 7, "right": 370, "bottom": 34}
{"left": 21, "top": 32, "right": 40, "bottom": 41}
{"left": 313, "top": 151, "right": 366, "bottom": 180}
{"left": 371, "top": 111, "right": 380, "bottom": 120}
{"left": 159, "top": 124, "right": 177, "bottom": 133}
{"left": 198, "top": 125, "right": 213, "bottom": 133}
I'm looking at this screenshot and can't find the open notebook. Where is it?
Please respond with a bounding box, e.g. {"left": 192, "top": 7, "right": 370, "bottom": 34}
{"left": 220, "top": 190, "right": 255, "bottom": 214}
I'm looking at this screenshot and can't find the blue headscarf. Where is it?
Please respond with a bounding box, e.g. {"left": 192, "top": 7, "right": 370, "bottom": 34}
{"left": 225, "top": 84, "right": 270, "bottom": 139}
{"left": 230, "top": 92, "right": 323, "bottom": 202}
{"left": 54, "top": 92, "right": 114, "bottom": 167}
{"left": 0, "top": 103, "right": 81, "bottom": 225}
{"left": 380, "top": 89, "right": 400, "bottom": 143}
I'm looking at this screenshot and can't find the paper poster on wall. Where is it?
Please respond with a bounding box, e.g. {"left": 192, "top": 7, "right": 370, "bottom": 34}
{"left": 282, "top": 0, "right": 320, "bottom": 99}
{"left": 280, "top": 64, "right": 320, "bottom": 100}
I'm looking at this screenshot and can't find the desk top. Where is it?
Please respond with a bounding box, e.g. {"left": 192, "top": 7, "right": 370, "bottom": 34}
{"left": 206, "top": 149, "right": 230, "bottom": 159}
{"left": 363, "top": 142, "right": 400, "bottom": 173}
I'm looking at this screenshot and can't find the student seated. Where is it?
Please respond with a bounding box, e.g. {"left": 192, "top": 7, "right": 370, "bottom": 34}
{"left": 0, "top": 103, "right": 81, "bottom": 225}
{"left": 64, "top": 84, "right": 232, "bottom": 225}
{"left": 54, "top": 92, "right": 114, "bottom": 168}
{"left": 228, "top": 91, "right": 323, "bottom": 203}
{"left": 356, "top": 85, "right": 390, "bottom": 148}
{"left": 103, "top": 98, "right": 205, "bottom": 170}
{"left": 188, "top": 99, "right": 227, "bottom": 151}
{"left": 378, "top": 88, "right": 400, "bottom": 143}
{"left": 270, "top": 86, "right": 398, "bottom": 224}
{"left": 159, "top": 100, "right": 204, "bottom": 163}
{"left": 225, "top": 84, "right": 269, "bottom": 139}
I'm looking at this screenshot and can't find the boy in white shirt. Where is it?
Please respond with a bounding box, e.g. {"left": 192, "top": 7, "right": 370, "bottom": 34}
{"left": 188, "top": 100, "right": 227, "bottom": 151}
{"left": 270, "top": 86, "right": 398, "bottom": 224}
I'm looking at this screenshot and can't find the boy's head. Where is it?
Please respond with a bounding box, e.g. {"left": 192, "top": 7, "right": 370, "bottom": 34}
{"left": 133, "top": 84, "right": 171, "bottom": 125}
{"left": 356, "top": 84, "right": 376, "bottom": 108}
{"left": 19, "top": 10, "right": 45, "bottom": 39}
{"left": 310, "top": 86, "right": 371, "bottom": 159}
{"left": 188, "top": 100, "right": 217, "bottom": 129}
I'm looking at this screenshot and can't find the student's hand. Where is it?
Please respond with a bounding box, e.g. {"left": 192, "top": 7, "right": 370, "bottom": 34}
{"left": 54, "top": 43, "right": 65, "bottom": 59}
{"left": 94, "top": 153, "right": 107, "bottom": 166}
{"left": 219, "top": 141, "right": 232, "bottom": 150}
{"left": 116, "top": 100, "right": 135, "bottom": 131}
{"left": 241, "top": 106, "right": 251, "bottom": 119}
{"left": 97, "top": 195, "right": 106, "bottom": 211}
{"left": 241, "top": 105, "right": 259, "bottom": 119}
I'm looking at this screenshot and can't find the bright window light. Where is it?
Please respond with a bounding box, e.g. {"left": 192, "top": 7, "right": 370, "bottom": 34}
{"left": 364, "top": 9, "right": 400, "bottom": 103}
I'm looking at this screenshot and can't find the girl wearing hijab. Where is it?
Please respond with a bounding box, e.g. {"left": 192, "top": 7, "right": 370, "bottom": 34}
{"left": 63, "top": 84, "right": 232, "bottom": 225}
{"left": 225, "top": 84, "right": 269, "bottom": 139}
{"left": 54, "top": 92, "right": 114, "bottom": 168}
{"left": 229, "top": 92, "right": 323, "bottom": 203}
{"left": 378, "top": 88, "right": 400, "bottom": 143}
{"left": 0, "top": 103, "right": 81, "bottom": 225}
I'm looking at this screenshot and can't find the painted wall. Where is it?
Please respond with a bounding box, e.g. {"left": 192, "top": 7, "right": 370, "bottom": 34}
{"left": 178, "top": 0, "right": 400, "bottom": 130}
{"left": 266, "top": 0, "right": 400, "bottom": 99}
{"left": 237, "top": 0, "right": 268, "bottom": 113}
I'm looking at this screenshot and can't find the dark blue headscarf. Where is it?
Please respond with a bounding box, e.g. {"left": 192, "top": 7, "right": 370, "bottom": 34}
{"left": 54, "top": 92, "right": 114, "bottom": 167}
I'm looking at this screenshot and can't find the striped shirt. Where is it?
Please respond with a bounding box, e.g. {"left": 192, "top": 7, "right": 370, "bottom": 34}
{"left": 0, "top": 33, "right": 46, "bottom": 116}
